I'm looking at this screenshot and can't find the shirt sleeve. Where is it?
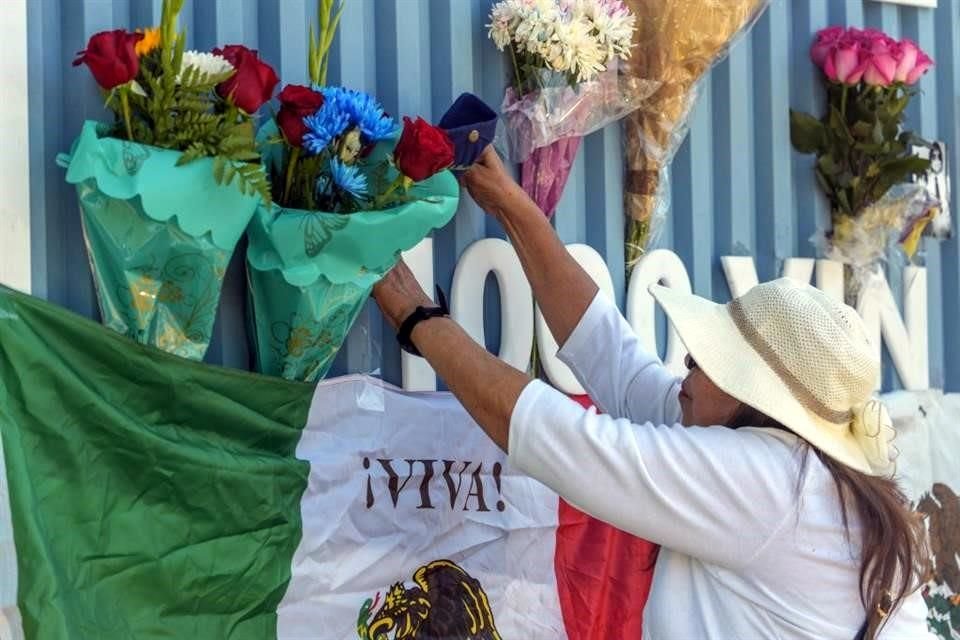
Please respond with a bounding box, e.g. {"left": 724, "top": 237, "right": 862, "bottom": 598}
{"left": 557, "top": 291, "right": 682, "bottom": 426}
{"left": 508, "top": 380, "right": 800, "bottom": 570}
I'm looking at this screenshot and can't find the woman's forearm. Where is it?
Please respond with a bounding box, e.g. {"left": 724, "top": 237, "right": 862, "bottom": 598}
{"left": 371, "top": 259, "right": 529, "bottom": 452}
{"left": 493, "top": 188, "right": 598, "bottom": 347}
{"left": 411, "top": 317, "right": 530, "bottom": 452}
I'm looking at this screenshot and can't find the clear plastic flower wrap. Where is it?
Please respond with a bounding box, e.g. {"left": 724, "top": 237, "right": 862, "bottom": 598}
{"left": 622, "top": 0, "right": 771, "bottom": 265}
{"left": 500, "top": 62, "right": 659, "bottom": 217}
{"left": 813, "top": 183, "right": 937, "bottom": 297}
{"left": 626, "top": 164, "right": 672, "bottom": 258}
{"left": 500, "top": 62, "right": 659, "bottom": 163}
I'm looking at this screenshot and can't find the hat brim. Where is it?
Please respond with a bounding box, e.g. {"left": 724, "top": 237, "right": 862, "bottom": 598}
{"left": 649, "top": 284, "right": 874, "bottom": 475}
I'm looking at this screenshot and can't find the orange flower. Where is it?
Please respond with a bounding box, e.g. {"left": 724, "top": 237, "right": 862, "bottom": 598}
{"left": 135, "top": 27, "right": 160, "bottom": 56}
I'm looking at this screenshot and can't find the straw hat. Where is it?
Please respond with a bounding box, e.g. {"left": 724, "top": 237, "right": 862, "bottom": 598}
{"left": 650, "top": 278, "right": 896, "bottom": 477}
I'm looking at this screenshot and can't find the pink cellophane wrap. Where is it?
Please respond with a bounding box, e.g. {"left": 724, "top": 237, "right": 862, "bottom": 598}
{"left": 521, "top": 137, "right": 582, "bottom": 218}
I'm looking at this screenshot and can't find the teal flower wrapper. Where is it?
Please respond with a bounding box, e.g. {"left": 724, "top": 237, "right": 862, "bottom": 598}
{"left": 59, "top": 121, "right": 261, "bottom": 360}
{"left": 246, "top": 121, "right": 459, "bottom": 381}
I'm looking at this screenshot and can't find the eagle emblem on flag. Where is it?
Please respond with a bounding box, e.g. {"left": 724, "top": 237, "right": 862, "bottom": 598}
{"left": 357, "top": 559, "right": 502, "bottom": 640}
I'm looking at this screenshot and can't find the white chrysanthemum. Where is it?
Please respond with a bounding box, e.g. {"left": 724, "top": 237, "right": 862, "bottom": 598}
{"left": 488, "top": 20, "right": 513, "bottom": 50}
{"left": 518, "top": 0, "right": 561, "bottom": 47}
{"left": 515, "top": 10, "right": 550, "bottom": 52}
{"left": 488, "top": 0, "right": 634, "bottom": 81}
{"left": 540, "top": 39, "right": 571, "bottom": 73}
{"left": 577, "top": 0, "right": 636, "bottom": 64}
{"left": 176, "top": 51, "right": 234, "bottom": 83}
{"left": 487, "top": 0, "right": 520, "bottom": 50}
{"left": 560, "top": 17, "right": 605, "bottom": 81}
{"left": 598, "top": 9, "right": 636, "bottom": 59}
{"left": 529, "top": 0, "right": 561, "bottom": 15}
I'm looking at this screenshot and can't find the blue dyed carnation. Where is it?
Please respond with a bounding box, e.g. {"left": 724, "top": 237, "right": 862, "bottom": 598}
{"left": 327, "top": 158, "right": 368, "bottom": 199}
{"left": 303, "top": 99, "right": 351, "bottom": 155}
{"left": 339, "top": 89, "right": 397, "bottom": 142}
{"left": 302, "top": 86, "right": 398, "bottom": 155}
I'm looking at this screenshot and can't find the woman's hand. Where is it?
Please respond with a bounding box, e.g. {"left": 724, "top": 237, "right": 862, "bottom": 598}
{"left": 371, "top": 259, "right": 434, "bottom": 330}
{"left": 463, "top": 146, "right": 598, "bottom": 348}
{"left": 462, "top": 146, "right": 536, "bottom": 220}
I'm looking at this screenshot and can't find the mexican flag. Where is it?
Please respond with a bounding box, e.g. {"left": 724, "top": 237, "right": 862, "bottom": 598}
{"left": 0, "top": 285, "right": 656, "bottom": 640}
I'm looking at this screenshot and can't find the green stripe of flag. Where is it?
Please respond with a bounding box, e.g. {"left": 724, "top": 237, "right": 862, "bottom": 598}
{"left": 0, "top": 286, "right": 313, "bottom": 639}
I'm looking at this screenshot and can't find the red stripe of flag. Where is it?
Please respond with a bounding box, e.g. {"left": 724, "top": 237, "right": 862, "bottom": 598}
{"left": 554, "top": 395, "right": 659, "bottom": 640}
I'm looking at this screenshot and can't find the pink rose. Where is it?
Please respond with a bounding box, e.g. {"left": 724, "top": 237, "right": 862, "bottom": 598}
{"left": 849, "top": 27, "right": 896, "bottom": 48}
{"left": 861, "top": 40, "right": 897, "bottom": 87}
{"left": 893, "top": 39, "right": 920, "bottom": 83}
{"left": 860, "top": 28, "right": 897, "bottom": 47}
{"left": 811, "top": 26, "right": 844, "bottom": 67}
{"left": 824, "top": 41, "right": 865, "bottom": 85}
{"left": 906, "top": 49, "right": 934, "bottom": 85}
{"left": 843, "top": 27, "right": 866, "bottom": 45}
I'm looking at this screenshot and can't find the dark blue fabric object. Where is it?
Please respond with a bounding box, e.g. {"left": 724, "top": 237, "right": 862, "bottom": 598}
{"left": 438, "top": 93, "right": 498, "bottom": 172}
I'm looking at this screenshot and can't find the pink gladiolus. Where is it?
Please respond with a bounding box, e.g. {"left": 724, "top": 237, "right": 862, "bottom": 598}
{"left": 824, "top": 42, "right": 865, "bottom": 85}
{"left": 906, "top": 49, "right": 934, "bottom": 84}
{"left": 861, "top": 40, "right": 897, "bottom": 87}
{"left": 811, "top": 26, "right": 844, "bottom": 67}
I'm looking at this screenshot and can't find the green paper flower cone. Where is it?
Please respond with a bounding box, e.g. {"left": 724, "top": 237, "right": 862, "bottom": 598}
{"left": 246, "top": 130, "right": 459, "bottom": 381}
{"left": 59, "top": 121, "right": 261, "bottom": 360}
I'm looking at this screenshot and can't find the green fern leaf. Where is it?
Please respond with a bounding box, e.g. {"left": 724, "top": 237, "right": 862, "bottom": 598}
{"left": 212, "top": 156, "right": 226, "bottom": 182}
{"left": 222, "top": 162, "right": 236, "bottom": 186}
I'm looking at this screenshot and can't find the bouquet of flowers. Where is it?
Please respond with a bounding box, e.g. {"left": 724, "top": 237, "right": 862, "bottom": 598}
{"left": 621, "top": 0, "right": 769, "bottom": 266}
{"left": 791, "top": 26, "right": 936, "bottom": 280}
{"left": 245, "top": 0, "right": 459, "bottom": 381}
{"left": 59, "top": 0, "right": 277, "bottom": 360}
{"left": 488, "top": 0, "right": 652, "bottom": 218}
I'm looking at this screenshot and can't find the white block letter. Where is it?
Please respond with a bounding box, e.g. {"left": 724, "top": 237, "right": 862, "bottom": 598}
{"left": 451, "top": 239, "right": 534, "bottom": 373}
{"left": 626, "top": 250, "right": 692, "bottom": 377}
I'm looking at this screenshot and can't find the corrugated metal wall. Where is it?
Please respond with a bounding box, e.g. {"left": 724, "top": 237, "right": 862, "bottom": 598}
{"left": 26, "top": 0, "right": 960, "bottom": 390}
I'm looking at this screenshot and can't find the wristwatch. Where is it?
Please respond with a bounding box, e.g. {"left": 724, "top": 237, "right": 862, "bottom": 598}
{"left": 396, "top": 286, "right": 449, "bottom": 357}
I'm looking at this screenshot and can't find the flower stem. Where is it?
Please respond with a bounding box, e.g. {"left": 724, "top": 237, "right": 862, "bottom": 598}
{"left": 509, "top": 46, "right": 523, "bottom": 95}
{"left": 283, "top": 147, "right": 301, "bottom": 205}
{"left": 840, "top": 84, "right": 849, "bottom": 120}
{"left": 372, "top": 174, "right": 409, "bottom": 210}
{"left": 120, "top": 85, "right": 134, "bottom": 141}
{"left": 625, "top": 219, "right": 647, "bottom": 272}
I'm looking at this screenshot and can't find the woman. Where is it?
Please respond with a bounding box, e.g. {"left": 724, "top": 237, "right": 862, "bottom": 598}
{"left": 372, "top": 147, "right": 933, "bottom": 639}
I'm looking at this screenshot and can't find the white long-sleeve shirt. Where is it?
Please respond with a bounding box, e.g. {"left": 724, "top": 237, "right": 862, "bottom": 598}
{"left": 507, "top": 291, "right": 933, "bottom": 639}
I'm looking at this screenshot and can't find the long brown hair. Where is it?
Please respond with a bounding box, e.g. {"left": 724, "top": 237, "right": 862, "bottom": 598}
{"left": 729, "top": 404, "right": 930, "bottom": 639}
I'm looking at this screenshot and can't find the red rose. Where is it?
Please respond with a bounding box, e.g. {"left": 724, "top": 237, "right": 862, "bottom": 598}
{"left": 73, "top": 29, "right": 144, "bottom": 90}
{"left": 277, "top": 85, "right": 325, "bottom": 147}
{"left": 394, "top": 116, "right": 455, "bottom": 182}
{"left": 212, "top": 45, "right": 279, "bottom": 114}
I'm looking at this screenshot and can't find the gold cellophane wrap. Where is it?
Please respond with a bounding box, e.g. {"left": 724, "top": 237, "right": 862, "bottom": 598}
{"left": 623, "top": 0, "right": 769, "bottom": 264}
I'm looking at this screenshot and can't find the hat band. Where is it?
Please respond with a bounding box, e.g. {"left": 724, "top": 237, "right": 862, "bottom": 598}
{"left": 728, "top": 299, "right": 853, "bottom": 425}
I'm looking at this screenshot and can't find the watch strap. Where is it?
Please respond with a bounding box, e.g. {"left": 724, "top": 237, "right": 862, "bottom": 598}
{"left": 396, "top": 286, "right": 449, "bottom": 357}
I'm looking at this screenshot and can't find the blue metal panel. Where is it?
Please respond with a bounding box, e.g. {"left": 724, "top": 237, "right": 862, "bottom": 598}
{"left": 671, "top": 83, "right": 715, "bottom": 302}
{"left": 754, "top": 0, "right": 795, "bottom": 284}
{"left": 790, "top": 0, "right": 831, "bottom": 259}
{"left": 25, "top": 0, "right": 960, "bottom": 391}
{"left": 937, "top": 0, "right": 960, "bottom": 392}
